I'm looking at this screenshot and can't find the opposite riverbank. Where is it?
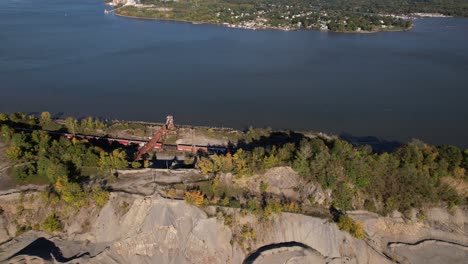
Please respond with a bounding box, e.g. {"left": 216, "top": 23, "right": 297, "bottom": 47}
{"left": 113, "top": 9, "right": 413, "bottom": 33}
{"left": 110, "top": 2, "right": 414, "bottom": 33}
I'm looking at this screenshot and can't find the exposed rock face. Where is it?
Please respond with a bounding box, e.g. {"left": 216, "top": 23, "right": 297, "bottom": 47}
{"left": 389, "top": 240, "right": 468, "bottom": 264}
{"left": 349, "top": 209, "right": 468, "bottom": 263}
{"left": 250, "top": 213, "right": 391, "bottom": 264}
{"left": 230, "top": 166, "right": 329, "bottom": 205}
{"left": 1, "top": 193, "right": 467, "bottom": 264}
{"left": 88, "top": 195, "right": 237, "bottom": 263}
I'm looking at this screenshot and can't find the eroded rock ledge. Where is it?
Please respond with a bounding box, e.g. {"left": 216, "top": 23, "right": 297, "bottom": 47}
{"left": 1, "top": 193, "right": 467, "bottom": 264}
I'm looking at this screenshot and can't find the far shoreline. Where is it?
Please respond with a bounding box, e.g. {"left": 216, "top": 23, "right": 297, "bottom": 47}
{"left": 112, "top": 11, "right": 413, "bottom": 34}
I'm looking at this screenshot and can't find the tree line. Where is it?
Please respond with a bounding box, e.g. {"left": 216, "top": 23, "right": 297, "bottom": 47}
{"left": 0, "top": 113, "right": 131, "bottom": 210}
{"left": 197, "top": 134, "right": 467, "bottom": 216}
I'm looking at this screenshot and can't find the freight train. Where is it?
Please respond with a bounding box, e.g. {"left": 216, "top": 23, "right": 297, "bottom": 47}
{"left": 59, "top": 132, "right": 226, "bottom": 154}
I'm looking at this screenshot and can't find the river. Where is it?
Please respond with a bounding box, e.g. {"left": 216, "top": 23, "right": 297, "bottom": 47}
{"left": 1, "top": 0, "right": 467, "bottom": 147}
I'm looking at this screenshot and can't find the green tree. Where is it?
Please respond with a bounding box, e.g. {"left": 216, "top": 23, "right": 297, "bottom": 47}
{"left": 31, "top": 130, "right": 50, "bottom": 155}
{"left": 332, "top": 181, "right": 354, "bottom": 211}
{"left": 277, "top": 143, "right": 295, "bottom": 163}
{"left": 26, "top": 115, "right": 36, "bottom": 126}
{"left": 0, "top": 125, "right": 14, "bottom": 141}
{"left": 99, "top": 149, "right": 128, "bottom": 172}
{"left": 9, "top": 112, "right": 26, "bottom": 123}
{"left": 11, "top": 166, "right": 30, "bottom": 182}
{"left": 462, "top": 149, "right": 468, "bottom": 170}
{"left": 0, "top": 113, "right": 8, "bottom": 122}
{"left": 40, "top": 111, "right": 52, "bottom": 127}
{"left": 197, "top": 157, "right": 215, "bottom": 174}
{"left": 233, "top": 149, "right": 250, "bottom": 176}
{"left": 292, "top": 139, "right": 313, "bottom": 176}
{"left": 438, "top": 144, "right": 463, "bottom": 171}
{"left": 263, "top": 152, "right": 280, "bottom": 170}
{"left": 12, "top": 133, "right": 31, "bottom": 150}
{"left": 80, "top": 117, "right": 95, "bottom": 131}
{"left": 37, "top": 157, "right": 68, "bottom": 183}
{"left": 212, "top": 153, "right": 234, "bottom": 173}
{"left": 5, "top": 146, "right": 22, "bottom": 160}
{"left": 56, "top": 177, "right": 87, "bottom": 208}
{"left": 65, "top": 117, "right": 79, "bottom": 134}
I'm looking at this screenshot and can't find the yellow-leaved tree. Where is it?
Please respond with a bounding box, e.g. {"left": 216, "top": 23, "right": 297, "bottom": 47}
{"left": 184, "top": 190, "right": 204, "bottom": 207}
{"left": 197, "top": 157, "right": 214, "bottom": 174}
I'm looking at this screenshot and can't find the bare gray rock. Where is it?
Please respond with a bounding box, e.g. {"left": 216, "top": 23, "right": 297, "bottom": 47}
{"left": 1, "top": 193, "right": 467, "bottom": 264}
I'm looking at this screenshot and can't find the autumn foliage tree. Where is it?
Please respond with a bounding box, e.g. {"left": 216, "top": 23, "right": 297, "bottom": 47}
{"left": 337, "top": 215, "right": 364, "bottom": 239}
{"left": 184, "top": 190, "right": 204, "bottom": 207}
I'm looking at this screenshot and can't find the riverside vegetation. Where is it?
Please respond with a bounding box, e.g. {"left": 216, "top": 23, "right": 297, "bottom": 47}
{"left": 0, "top": 112, "right": 118, "bottom": 234}
{"left": 1, "top": 112, "right": 467, "bottom": 239}
{"left": 114, "top": 0, "right": 468, "bottom": 32}
{"left": 194, "top": 131, "right": 467, "bottom": 215}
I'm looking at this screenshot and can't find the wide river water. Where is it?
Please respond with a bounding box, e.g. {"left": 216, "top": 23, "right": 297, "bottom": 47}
{"left": 1, "top": 0, "right": 468, "bottom": 147}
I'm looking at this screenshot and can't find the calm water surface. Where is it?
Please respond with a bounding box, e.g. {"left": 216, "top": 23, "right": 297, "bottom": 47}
{"left": 1, "top": 0, "right": 468, "bottom": 147}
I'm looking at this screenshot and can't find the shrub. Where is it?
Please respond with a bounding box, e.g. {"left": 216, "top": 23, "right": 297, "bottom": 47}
{"left": 90, "top": 185, "right": 109, "bottom": 207}
{"left": 11, "top": 166, "right": 29, "bottom": 182}
{"left": 364, "top": 199, "right": 377, "bottom": 213}
{"left": 449, "top": 201, "right": 457, "bottom": 215}
{"left": 16, "top": 225, "right": 32, "bottom": 236}
{"left": 228, "top": 199, "right": 241, "bottom": 208}
{"left": 259, "top": 181, "right": 269, "bottom": 193}
{"left": 184, "top": 190, "right": 204, "bottom": 207}
{"left": 224, "top": 214, "right": 234, "bottom": 226}
{"left": 308, "top": 196, "right": 316, "bottom": 205}
{"left": 166, "top": 188, "right": 177, "bottom": 198}
{"left": 131, "top": 161, "right": 142, "bottom": 169}
{"left": 284, "top": 201, "right": 300, "bottom": 213}
{"left": 41, "top": 213, "right": 61, "bottom": 233}
{"left": 240, "top": 224, "right": 256, "bottom": 240}
{"left": 219, "top": 196, "right": 230, "bottom": 206}
{"left": 118, "top": 201, "right": 130, "bottom": 216}
{"left": 262, "top": 199, "right": 282, "bottom": 219}
{"left": 245, "top": 198, "right": 260, "bottom": 214}
{"left": 417, "top": 210, "right": 427, "bottom": 223}
{"left": 337, "top": 215, "right": 364, "bottom": 239}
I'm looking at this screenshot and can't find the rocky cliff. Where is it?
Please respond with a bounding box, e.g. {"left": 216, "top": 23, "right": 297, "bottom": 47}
{"left": 1, "top": 192, "right": 466, "bottom": 264}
